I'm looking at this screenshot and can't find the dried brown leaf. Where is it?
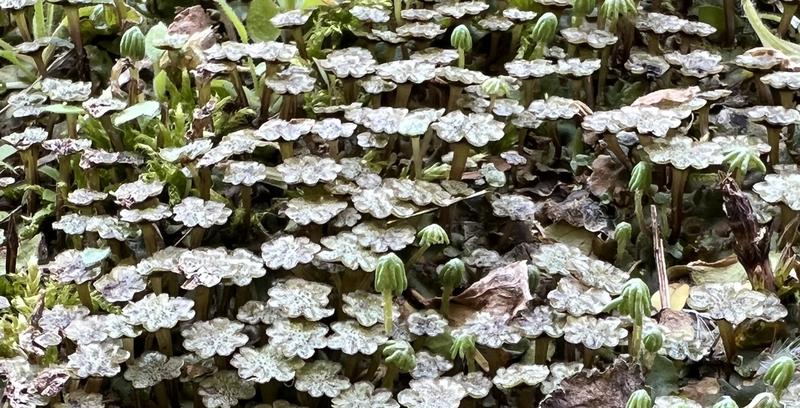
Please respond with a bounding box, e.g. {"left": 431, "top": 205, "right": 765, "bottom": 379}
{"left": 451, "top": 261, "right": 533, "bottom": 316}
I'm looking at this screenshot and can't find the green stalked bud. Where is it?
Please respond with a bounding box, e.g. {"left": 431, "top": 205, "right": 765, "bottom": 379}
{"left": 531, "top": 12, "right": 558, "bottom": 44}
{"left": 598, "top": 0, "right": 636, "bottom": 29}
{"left": 572, "top": 0, "right": 596, "bottom": 20}
{"left": 764, "top": 356, "right": 796, "bottom": 396}
{"left": 418, "top": 224, "right": 450, "bottom": 247}
{"left": 625, "top": 390, "right": 652, "bottom": 408}
{"left": 527, "top": 264, "right": 540, "bottom": 292}
{"left": 628, "top": 161, "right": 652, "bottom": 192}
{"left": 439, "top": 258, "right": 466, "bottom": 289}
{"left": 120, "top": 26, "right": 145, "bottom": 61}
{"left": 422, "top": 163, "right": 451, "bottom": 180}
{"left": 383, "top": 340, "right": 417, "bottom": 372}
{"left": 744, "top": 392, "right": 781, "bottom": 408}
{"left": 375, "top": 253, "right": 407, "bottom": 296}
{"left": 642, "top": 329, "right": 663, "bottom": 353}
{"left": 450, "top": 333, "right": 477, "bottom": 361}
{"left": 605, "top": 278, "right": 651, "bottom": 325}
{"left": 450, "top": 25, "right": 473, "bottom": 51}
{"left": 481, "top": 77, "right": 510, "bottom": 98}
{"left": 712, "top": 397, "right": 739, "bottom": 408}
{"left": 615, "top": 222, "right": 632, "bottom": 244}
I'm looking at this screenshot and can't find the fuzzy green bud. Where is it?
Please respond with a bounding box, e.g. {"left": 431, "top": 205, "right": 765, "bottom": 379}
{"left": 712, "top": 397, "right": 739, "bottom": 408}
{"left": 625, "top": 390, "right": 652, "bottom": 408}
{"left": 422, "top": 163, "right": 451, "bottom": 181}
{"left": 383, "top": 340, "right": 417, "bottom": 372}
{"left": 605, "top": 278, "right": 651, "bottom": 325}
{"left": 120, "top": 27, "right": 145, "bottom": 61}
{"left": 598, "top": 0, "right": 636, "bottom": 30}
{"left": 450, "top": 25, "right": 473, "bottom": 51}
{"left": 531, "top": 13, "right": 558, "bottom": 44}
{"left": 745, "top": 392, "right": 781, "bottom": 408}
{"left": 481, "top": 77, "right": 510, "bottom": 98}
{"left": 642, "top": 329, "right": 663, "bottom": 353}
{"left": 764, "top": 356, "right": 796, "bottom": 396}
{"left": 628, "top": 161, "right": 652, "bottom": 192}
{"left": 572, "top": 0, "right": 596, "bottom": 20}
{"left": 527, "top": 264, "right": 540, "bottom": 293}
{"left": 418, "top": 224, "right": 450, "bottom": 247}
{"left": 450, "top": 333, "right": 477, "bottom": 361}
{"left": 615, "top": 222, "right": 632, "bottom": 244}
{"left": 375, "top": 253, "right": 407, "bottom": 296}
{"left": 439, "top": 258, "right": 466, "bottom": 289}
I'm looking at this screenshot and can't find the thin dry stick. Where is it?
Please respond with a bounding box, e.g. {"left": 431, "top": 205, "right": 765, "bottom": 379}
{"left": 651, "top": 205, "right": 670, "bottom": 310}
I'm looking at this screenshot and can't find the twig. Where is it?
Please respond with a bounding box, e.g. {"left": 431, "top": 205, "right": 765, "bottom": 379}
{"left": 650, "top": 205, "right": 670, "bottom": 310}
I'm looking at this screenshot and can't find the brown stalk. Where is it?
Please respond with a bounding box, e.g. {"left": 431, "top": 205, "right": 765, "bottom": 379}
{"left": 720, "top": 176, "right": 776, "bottom": 292}
{"left": 650, "top": 205, "right": 670, "bottom": 310}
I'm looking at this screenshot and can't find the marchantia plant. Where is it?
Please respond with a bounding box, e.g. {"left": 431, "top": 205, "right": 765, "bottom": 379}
{"left": 3, "top": 0, "right": 800, "bottom": 406}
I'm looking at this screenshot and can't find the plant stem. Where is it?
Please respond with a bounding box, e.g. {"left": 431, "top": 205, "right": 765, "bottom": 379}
{"left": 457, "top": 48, "right": 465, "bottom": 68}
{"left": 724, "top": 0, "right": 736, "bottom": 44}
{"left": 395, "top": 83, "right": 412, "bottom": 107}
{"left": 13, "top": 11, "right": 32, "bottom": 42}
{"left": 405, "top": 243, "right": 430, "bottom": 268}
{"left": 767, "top": 126, "right": 781, "bottom": 168}
{"left": 446, "top": 85, "right": 463, "bottom": 111}
{"left": 382, "top": 365, "right": 397, "bottom": 389}
{"left": 449, "top": 142, "right": 470, "bottom": 180}
{"left": 603, "top": 133, "right": 631, "bottom": 169}
{"left": 64, "top": 6, "right": 86, "bottom": 79}
{"left": 596, "top": 47, "right": 611, "bottom": 106}
{"left": 411, "top": 136, "right": 422, "bottom": 179}
{"left": 697, "top": 105, "right": 710, "bottom": 139}
{"left": 23, "top": 149, "right": 39, "bottom": 214}
{"left": 778, "top": 2, "right": 798, "bottom": 37}
{"left": 141, "top": 223, "right": 161, "bottom": 255}
{"left": 279, "top": 142, "right": 294, "bottom": 160}
{"left": 669, "top": 167, "right": 689, "bottom": 242}
{"left": 630, "top": 323, "right": 642, "bottom": 359}
{"left": 241, "top": 185, "right": 252, "bottom": 236}
{"left": 77, "top": 282, "right": 93, "bottom": 310}
{"left": 394, "top": 0, "right": 402, "bottom": 26}
{"left": 717, "top": 319, "right": 737, "bottom": 362}
{"left": 383, "top": 290, "right": 394, "bottom": 334}
{"left": 85, "top": 377, "right": 103, "bottom": 393}
{"left": 534, "top": 337, "right": 549, "bottom": 364}
{"left": 342, "top": 78, "right": 357, "bottom": 104}
{"left": 128, "top": 65, "right": 139, "bottom": 105}
{"left": 229, "top": 66, "right": 248, "bottom": 108}
{"left": 153, "top": 382, "right": 170, "bottom": 408}
{"left": 66, "top": 113, "right": 78, "bottom": 139}
{"left": 155, "top": 328, "right": 173, "bottom": 356}
{"left": 195, "top": 286, "right": 210, "bottom": 321}
{"left": 440, "top": 285, "right": 452, "bottom": 315}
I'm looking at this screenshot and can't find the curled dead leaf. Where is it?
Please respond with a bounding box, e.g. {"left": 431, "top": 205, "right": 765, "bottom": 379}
{"left": 451, "top": 261, "right": 533, "bottom": 317}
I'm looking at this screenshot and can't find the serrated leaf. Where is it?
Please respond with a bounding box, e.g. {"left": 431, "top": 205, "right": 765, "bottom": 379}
{"left": 247, "top": 0, "right": 281, "bottom": 42}
{"left": 113, "top": 101, "right": 160, "bottom": 126}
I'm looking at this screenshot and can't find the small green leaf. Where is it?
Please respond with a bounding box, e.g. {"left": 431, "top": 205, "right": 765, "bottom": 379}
{"left": 42, "top": 104, "right": 85, "bottom": 115}
{"left": 33, "top": 0, "right": 47, "bottom": 39}
{"left": 144, "top": 22, "right": 168, "bottom": 65}
{"left": 114, "top": 101, "right": 160, "bottom": 126}
{"left": 39, "top": 166, "right": 59, "bottom": 182}
{"left": 81, "top": 247, "right": 111, "bottom": 265}
{"left": 0, "top": 145, "right": 16, "bottom": 162}
{"left": 247, "top": 0, "right": 281, "bottom": 42}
